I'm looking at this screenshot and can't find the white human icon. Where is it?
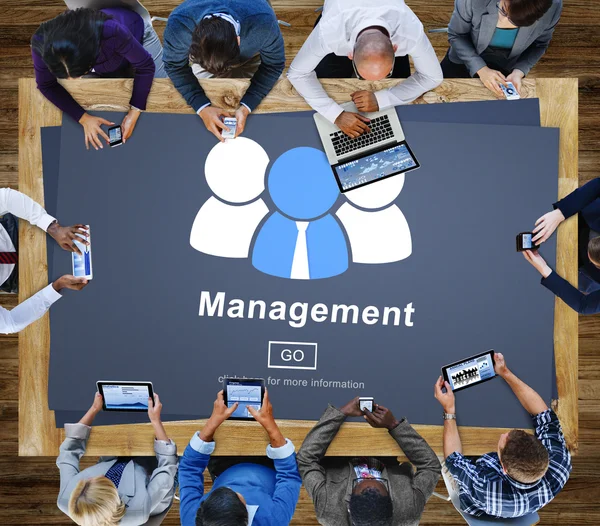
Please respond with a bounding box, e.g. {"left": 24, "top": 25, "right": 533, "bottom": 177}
{"left": 335, "top": 175, "right": 412, "bottom": 264}
{"left": 190, "top": 137, "right": 270, "bottom": 258}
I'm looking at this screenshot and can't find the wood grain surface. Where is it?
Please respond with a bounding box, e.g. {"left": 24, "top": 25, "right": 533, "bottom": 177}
{"left": 1, "top": 1, "right": 596, "bottom": 523}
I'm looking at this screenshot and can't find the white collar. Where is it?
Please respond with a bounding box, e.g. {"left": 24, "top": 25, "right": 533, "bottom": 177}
{"left": 246, "top": 504, "right": 259, "bottom": 525}
{"left": 203, "top": 13, "right": 241, "bottom": 36}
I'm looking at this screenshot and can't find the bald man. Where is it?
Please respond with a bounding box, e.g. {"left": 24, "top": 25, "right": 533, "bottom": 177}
{"left": 288, "top": 0, "right": 443, "bottom": 138}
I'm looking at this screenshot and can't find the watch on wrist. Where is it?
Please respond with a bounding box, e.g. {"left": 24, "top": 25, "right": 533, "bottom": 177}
{"left": 443, "top": 413, "right": 456, "bottom": 420}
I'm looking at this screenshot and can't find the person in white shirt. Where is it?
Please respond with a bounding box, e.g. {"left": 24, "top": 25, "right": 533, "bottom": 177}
{"left": 287, "top": 0, "right": 443, "bottom": 138}
{"left": 0, "top": 188, "right": 89, "bottom": 334}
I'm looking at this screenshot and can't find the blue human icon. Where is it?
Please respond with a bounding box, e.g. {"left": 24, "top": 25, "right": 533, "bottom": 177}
{"left": 252, "top": 147, "right": 349, "bottom": 279}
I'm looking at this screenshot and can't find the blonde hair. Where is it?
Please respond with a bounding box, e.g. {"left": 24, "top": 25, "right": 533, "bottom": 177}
{"left": 68, "top": 476, "right": 127, "bottom": 526}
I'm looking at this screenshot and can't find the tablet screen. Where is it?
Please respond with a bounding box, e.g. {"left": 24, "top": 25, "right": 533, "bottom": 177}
{"left": 102, "top": 383, "right": 151, "bottom": 410}
{"left": 226, "top": 380, "right": 263, "bottom": 418}
{"left": 444, "top": 352, "right": 496, "bottom": 391}
{"left": 333, "top": 141, "right": 419, "bottom": 192}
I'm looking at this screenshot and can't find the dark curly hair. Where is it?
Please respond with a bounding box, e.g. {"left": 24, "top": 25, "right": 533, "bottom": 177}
{"left": 349, "top": 487, "right": 393, "bottom": 526}
{"left": 31, "top": 8, "right": 108, "bottom": 79}
{"left": 196, "top": 487, "right": 248, "bottom": 526}
{"left": 189, "top": 16, "right": 240, "bottom": 76}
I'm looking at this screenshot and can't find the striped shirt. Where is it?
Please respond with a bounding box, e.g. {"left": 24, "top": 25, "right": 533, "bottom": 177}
{"left": 445, "top": 409, "right": 572, "bottom": 518}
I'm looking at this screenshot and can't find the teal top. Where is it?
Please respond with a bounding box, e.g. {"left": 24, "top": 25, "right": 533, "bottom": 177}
{"left": 489, "top": 27, "right": 519, "bottom": 49}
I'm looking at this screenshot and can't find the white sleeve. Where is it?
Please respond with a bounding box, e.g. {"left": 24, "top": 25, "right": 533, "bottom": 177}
{"left": 287, "top": 28, "right": 345, "bottom": 123}
{"left": 0, "top": 188, "right": 56, "bottom": 232}
{"left": 374, "top": 31, "right": 443, "bottom": 109}
{"left": 0, "top": 284, "right": 62, "bottom": 334}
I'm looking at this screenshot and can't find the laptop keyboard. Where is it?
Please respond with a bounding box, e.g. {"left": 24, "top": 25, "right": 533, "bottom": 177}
{"left": 331, "top": 115, "right": 394, "bottom": 157}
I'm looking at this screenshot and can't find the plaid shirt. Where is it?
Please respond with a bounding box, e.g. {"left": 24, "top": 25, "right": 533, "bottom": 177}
{"left": 445, "top": 409, "right": 572, "bottom": 518}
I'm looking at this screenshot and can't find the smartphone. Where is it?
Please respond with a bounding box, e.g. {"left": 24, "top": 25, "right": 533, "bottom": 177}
{"left": 500, "top": 82, "right": 520, "bottom": 100}
{"left": 441, "top": 350, "right": 496, "bottom": 392}
{"left": 223, "top": 378, "right": 265, "bottom": 420}
{"left": 72, "top": 225, "right": 92, "bottom": 279}
{"left": 108, "top": 125, "right": 123, "bottom": 147}
{"left": 221, "top": 117, "right": 237, "bottom": 139}
{"left": 516, "top": 232, "right": 538, "bottom": 252}
{"left": 359, "top": 397, "right": 374, "bottom": 412}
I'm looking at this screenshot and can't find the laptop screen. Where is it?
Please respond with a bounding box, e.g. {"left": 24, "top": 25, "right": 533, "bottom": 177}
{"left": 332, "top": 141, "right": 419, "bottom": 193}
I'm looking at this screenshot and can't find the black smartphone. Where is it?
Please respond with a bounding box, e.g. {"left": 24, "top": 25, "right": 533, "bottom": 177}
{"left": 516, "top": 232, "right": 537, "bottom": 252}
{"left": 96, "top": 381, "right": 154, "bottom": 411}
{"left": 108, "top": 125, "right": 123, "bottom": 147}
{"left": 222, "top": 378, "right": 266, "bottom": 420}
{"left": 441, "top": 350, "right": 496, "bottom": 392}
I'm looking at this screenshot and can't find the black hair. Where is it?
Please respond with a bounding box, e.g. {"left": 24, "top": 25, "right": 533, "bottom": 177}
{"left": 189, "top": 16, "right": 240, "bottom": 76}
{"left": 31, "top": 8, "right": 108, "bottom": 79}
{"left": 349, "top": 488, "right": 393, "bottom": 526}
{"left": 589, "top": 237, "right": 600, "bottom": 265}
{"left": 196, "top": 487, "right": 248, "bottom": 526}
{"left": 505, "top": 0, "right": 553, "bottom": 27}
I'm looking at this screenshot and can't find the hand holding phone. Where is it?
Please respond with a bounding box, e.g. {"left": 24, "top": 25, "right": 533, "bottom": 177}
{"left": 500, "top": 82, "right": 520, "bottom": 100}
{"left": 221, "top": 117, "right": 237, "bottom": 139}
{"left": 359, "top": 397, "right": 374, "bottom": 412}
{"left": 516, "top": 232, "right": 538, "bottom": 252}
{"left": 108, "top": 125, "right": 123, "bottom": 147}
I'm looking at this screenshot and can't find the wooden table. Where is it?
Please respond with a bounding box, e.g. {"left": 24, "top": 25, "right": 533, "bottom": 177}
{"left": 18, "top": 77, "right": 578, "bottom": 457}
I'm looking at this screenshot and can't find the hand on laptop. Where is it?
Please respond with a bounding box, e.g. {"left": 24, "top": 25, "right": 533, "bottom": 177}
{"left": 199, "top": 105, "right": 234, "bottom": 142}
{"left": 335, "top": 111, "right": 371, "bottom": 138}
{"left": 351, "top": 91, "right": 379, "bottom": 113}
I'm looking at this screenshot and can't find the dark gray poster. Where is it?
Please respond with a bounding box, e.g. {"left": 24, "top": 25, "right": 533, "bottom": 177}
{"left": 46, "top": 109, "right": 558, "bottom": 430}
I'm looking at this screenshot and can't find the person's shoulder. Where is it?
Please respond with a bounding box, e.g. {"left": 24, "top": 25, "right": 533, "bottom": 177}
{"left": 102, "top": 18, "right": 130, "bottom": 41}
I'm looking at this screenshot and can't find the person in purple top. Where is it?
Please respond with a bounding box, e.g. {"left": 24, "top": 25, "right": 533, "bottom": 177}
{"left": 31, "top": 7, "right": 164, "bottom": 150}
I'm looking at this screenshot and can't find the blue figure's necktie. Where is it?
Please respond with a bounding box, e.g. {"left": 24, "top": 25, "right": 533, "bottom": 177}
{"left": 105, "top": 461, "right": 127, "bottom": 488}
{"left": 290, "top": 221, "right": 309, "bottom": 279}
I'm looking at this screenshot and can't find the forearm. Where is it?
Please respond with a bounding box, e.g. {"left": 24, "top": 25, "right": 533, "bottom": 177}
{"left": 443, "top": 419, "right": 462, "bottom": 459}
{"left": 79, "top": 407, "right": 99, "bottom": 427}
{"left": 265, "top": 423, "right": 286, "bottom": 448}
{"left": 152, "top": 421, "right": 169, "bottom": 442}
{"left": 542, "top": 271, "right": 600, "bottom": 314}
{"left": 502, "top": 369, "right": 548, "bottom": 415}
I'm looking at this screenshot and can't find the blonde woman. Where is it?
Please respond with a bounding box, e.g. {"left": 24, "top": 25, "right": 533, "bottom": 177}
{"left": 57, "top": 392, "right": 178, "bottom": 525}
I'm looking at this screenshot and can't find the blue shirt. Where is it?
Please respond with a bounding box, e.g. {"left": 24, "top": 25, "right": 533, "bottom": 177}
{"left": 489, "top": 27, "right": 519, "bottom": 49}
{"left": 445, "top": 409, "right": 571, "bottom": 518}
{"left": 179, "top": 433, "right": 301, "bottom": 526}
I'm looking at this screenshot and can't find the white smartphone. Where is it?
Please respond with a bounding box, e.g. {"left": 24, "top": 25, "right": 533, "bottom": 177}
{"left": 359, "top": 397, "right": 374, "bottom": 412}
{"left": 500, "top": 82, "right": 520, "bottom": 100}
{"left": 221, "top": 117, "right": 237, "bottom": 139}
{"left": 72, "top": 226, "right": 92, "bottom": 280}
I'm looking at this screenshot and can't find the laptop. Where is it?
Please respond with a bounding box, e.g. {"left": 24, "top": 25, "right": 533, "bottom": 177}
{"left": 314, "top": 102, "right": 420, "bottom": 192}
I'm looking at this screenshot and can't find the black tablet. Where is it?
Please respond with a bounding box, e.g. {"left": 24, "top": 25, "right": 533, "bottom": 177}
{"left": 223, "top": 378, "right": 265, "bottom": 420}
{"left": 332, "top": 140, "right": 420, "bottom": 193}
{"left": 441, "top": 350, "right": 496, "bottom": 392}
{"left": 96, "top": 381, "right": 154, "bottom": 411}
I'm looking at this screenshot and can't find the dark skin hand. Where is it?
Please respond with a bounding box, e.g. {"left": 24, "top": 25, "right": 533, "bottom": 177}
{"left": 47, "top": 222, "right": 89, "bottom": 255}
{"left": 334, "top": 111, "right": 371, "bottom": 138}
{"left": 339, "top": 396, "right": 364, "bottom": 417}
{"left": 363, "top": 404, "right": 401, "bottom": 430}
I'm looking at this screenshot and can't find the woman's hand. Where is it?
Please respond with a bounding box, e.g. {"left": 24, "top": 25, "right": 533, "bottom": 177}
{"left": 506, "top": 69, "right": 525, "bottom": 95}
{"left": 79, "top": 113, "right": 114, "bottom": 151}
{"left": 78, "top": 392, "right": 103, "bottom": 426}
{"left": 477, "top": 66, "right": 507, "bottom": 98}
{"left": 148, "top": 393, "right": 170, "bottom": 441}
{"left": 522, "top": 249, "right": 552, "bottom": 278}
{"left": 533, "top": 209, "right": 565, "bottom": 244}
{"left": 121, "top": 109, "right": 141, "bottom": 143}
